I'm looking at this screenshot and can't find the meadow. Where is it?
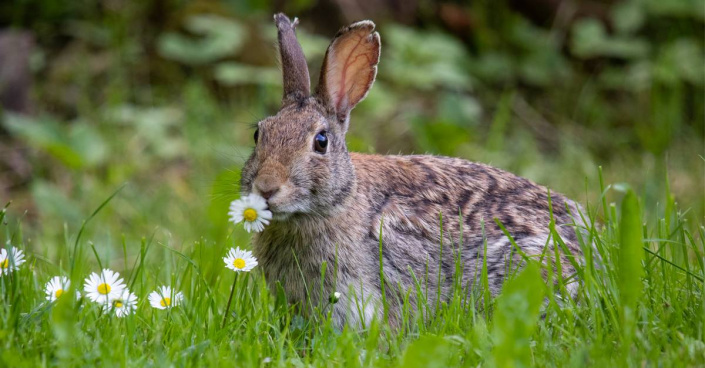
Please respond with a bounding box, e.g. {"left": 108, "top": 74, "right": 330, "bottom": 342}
{"left": 1, "top": 1, "right": 703, "bottom": 366}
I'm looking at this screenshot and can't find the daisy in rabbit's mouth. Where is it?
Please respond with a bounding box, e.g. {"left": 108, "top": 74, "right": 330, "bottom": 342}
{"left": 229, "top": 193, "right": 273, "bottom": 233}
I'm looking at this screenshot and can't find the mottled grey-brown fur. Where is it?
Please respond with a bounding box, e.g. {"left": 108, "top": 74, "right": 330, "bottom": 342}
{"left": 240, "top": 13, "right": 587, "bottom": 328}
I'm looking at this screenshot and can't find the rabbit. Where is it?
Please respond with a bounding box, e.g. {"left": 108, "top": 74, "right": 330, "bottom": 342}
{"left": 240, "top": 13, "right": 588, "bottom": 329}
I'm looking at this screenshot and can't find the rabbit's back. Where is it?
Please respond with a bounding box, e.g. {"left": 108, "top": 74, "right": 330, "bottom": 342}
{"left": 352, "top": 152, "right": 583, "bottom": 246}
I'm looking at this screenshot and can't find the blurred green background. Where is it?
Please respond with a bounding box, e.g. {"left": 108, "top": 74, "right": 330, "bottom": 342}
{"left": 0, "top": 0, "right": 703, "bottom": 254}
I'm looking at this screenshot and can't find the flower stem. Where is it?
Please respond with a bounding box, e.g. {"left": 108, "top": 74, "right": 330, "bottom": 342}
{"left": 222, "top": 274, "right": 238, "bottom": 328}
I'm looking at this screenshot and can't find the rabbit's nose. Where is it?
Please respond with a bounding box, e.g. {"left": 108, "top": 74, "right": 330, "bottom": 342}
{"left": 259, "top": 188, "right": 278, "bottom": 200}
{"left": 254, "top": 176, "right": 281, "bottom": 200}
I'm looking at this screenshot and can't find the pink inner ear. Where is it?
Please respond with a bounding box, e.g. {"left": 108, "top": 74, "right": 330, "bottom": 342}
{"left": 333, "top": 33, "right": 372, "bottom": 111}
{"left": 323, "top": 23, "right": 380, "bottom": 115}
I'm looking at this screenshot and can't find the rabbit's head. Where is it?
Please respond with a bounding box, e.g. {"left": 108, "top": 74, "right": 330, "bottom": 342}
{"left": 240, "top": 14, "right": 380, "bottom": 220}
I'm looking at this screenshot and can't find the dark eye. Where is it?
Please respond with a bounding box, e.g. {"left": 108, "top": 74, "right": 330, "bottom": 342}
{"left": 254, "top": 129, "right": 259, "bottom": 143}
{"left": 314, "top": 131, "right": 328, "bottom": 154}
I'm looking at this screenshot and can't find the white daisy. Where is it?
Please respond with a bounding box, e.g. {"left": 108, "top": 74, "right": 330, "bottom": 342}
{"left": 228, "top": 193, "right": 272, "bottom": 233}
{"left": 0, "top": 246, "right": 25, "bottom": 276}
{"left": 83, "top": 269, "right": 126, "bottom": 304}
{"left": 45, "top": 276, "right": 72, "bottom": 301}
{"left": 148, "top": 286, "right": 184, "bottom": 310}
{"left": 103, "top": 289, "right": 137, "bottom": 317}
{"left": 223, "top": 247, "right": 258, "bottom": 272}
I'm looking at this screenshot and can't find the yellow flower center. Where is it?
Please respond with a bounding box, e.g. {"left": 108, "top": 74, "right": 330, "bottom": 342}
{"left": 0, "top": 259, "right": 8, "bottom": 269}
{"left": 97, "top": 283, "right": 111, "bottom": 295}
{"left": 113, "top": 300, "right": 124, "bottom": 308}
{"left": 55, "top": 289, "right": 64, "bottom": 298}
{"left": 243, "top": 208, "right": 258, "bottom": 222}
{"left": 233, "top": 258, "right": 246, "bottom": 269}
{"left": 160, "top": 297, "right": 171, "bottom": 307}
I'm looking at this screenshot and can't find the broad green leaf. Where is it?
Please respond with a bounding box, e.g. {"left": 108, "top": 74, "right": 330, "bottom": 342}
{"left": 107, "top": 105, "right": 186, "bottom": 159}
{"left": 157, "top": 15, "right": 245, "bottom": 65}
{"left": 646, "top": 0, "right": 705, "bottom": 20}
{"left": 399, "top": 335, "right": 451, "bottom": 368}
{"left": 2, "top": 113, "right": 107, "bottom": 169}
{"left": 214, "top": 63, "right": 281, "bottom": 86}
{"left": 571, "top": 19, "right": 650, "bottom": 59}
{"left": 383, "top": 25, "right": 473, "bottom": 90}
{"left": 491, "top": 261, "right": 545, "bottom": 368}
{"left": 612, "top": 0, "right": 646, "bottom": 34}
{"left": 618, "top": 190, "right": 644, "bottom": 349}
{"left": 618, "top": 190, "right": 644, "bottom": 307}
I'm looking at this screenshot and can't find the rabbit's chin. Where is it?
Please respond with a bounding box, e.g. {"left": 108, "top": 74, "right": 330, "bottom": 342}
{"left": 270, "top": 212, "right": 293, "bottom": 222}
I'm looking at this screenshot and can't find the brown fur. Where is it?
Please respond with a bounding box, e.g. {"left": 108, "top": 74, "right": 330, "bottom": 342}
{"left": 240, "top": 14, "right": 587, "bottom": 328}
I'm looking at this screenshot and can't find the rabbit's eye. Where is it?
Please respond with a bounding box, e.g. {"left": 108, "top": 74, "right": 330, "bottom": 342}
{"left": 254, "top": 129, "right": 259, "bottom": 143}
{"left": 314, "top": 131, "right": 328, "bottom": 154}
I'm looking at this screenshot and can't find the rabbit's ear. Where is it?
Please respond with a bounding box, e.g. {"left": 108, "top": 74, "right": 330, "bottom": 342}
{"left": 315, "top": 20, "right": 380, "bottom": 125}
{"left": 274, "top": 13, "right": 310, "bottom": 102}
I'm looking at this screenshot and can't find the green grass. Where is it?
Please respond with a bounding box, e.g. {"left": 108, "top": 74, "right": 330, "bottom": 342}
{"left": 1, "top": 169, "right": 703, "bottom": 367}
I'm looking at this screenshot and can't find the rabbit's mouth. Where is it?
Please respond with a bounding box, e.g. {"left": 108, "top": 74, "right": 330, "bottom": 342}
{"left": 262, "top": 197, "right": 294, "bottom": 221}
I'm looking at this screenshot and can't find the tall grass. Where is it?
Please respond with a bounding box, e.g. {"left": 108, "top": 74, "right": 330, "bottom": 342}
{"left": 1, "top": 167, "right": 703, "bottom": 367}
